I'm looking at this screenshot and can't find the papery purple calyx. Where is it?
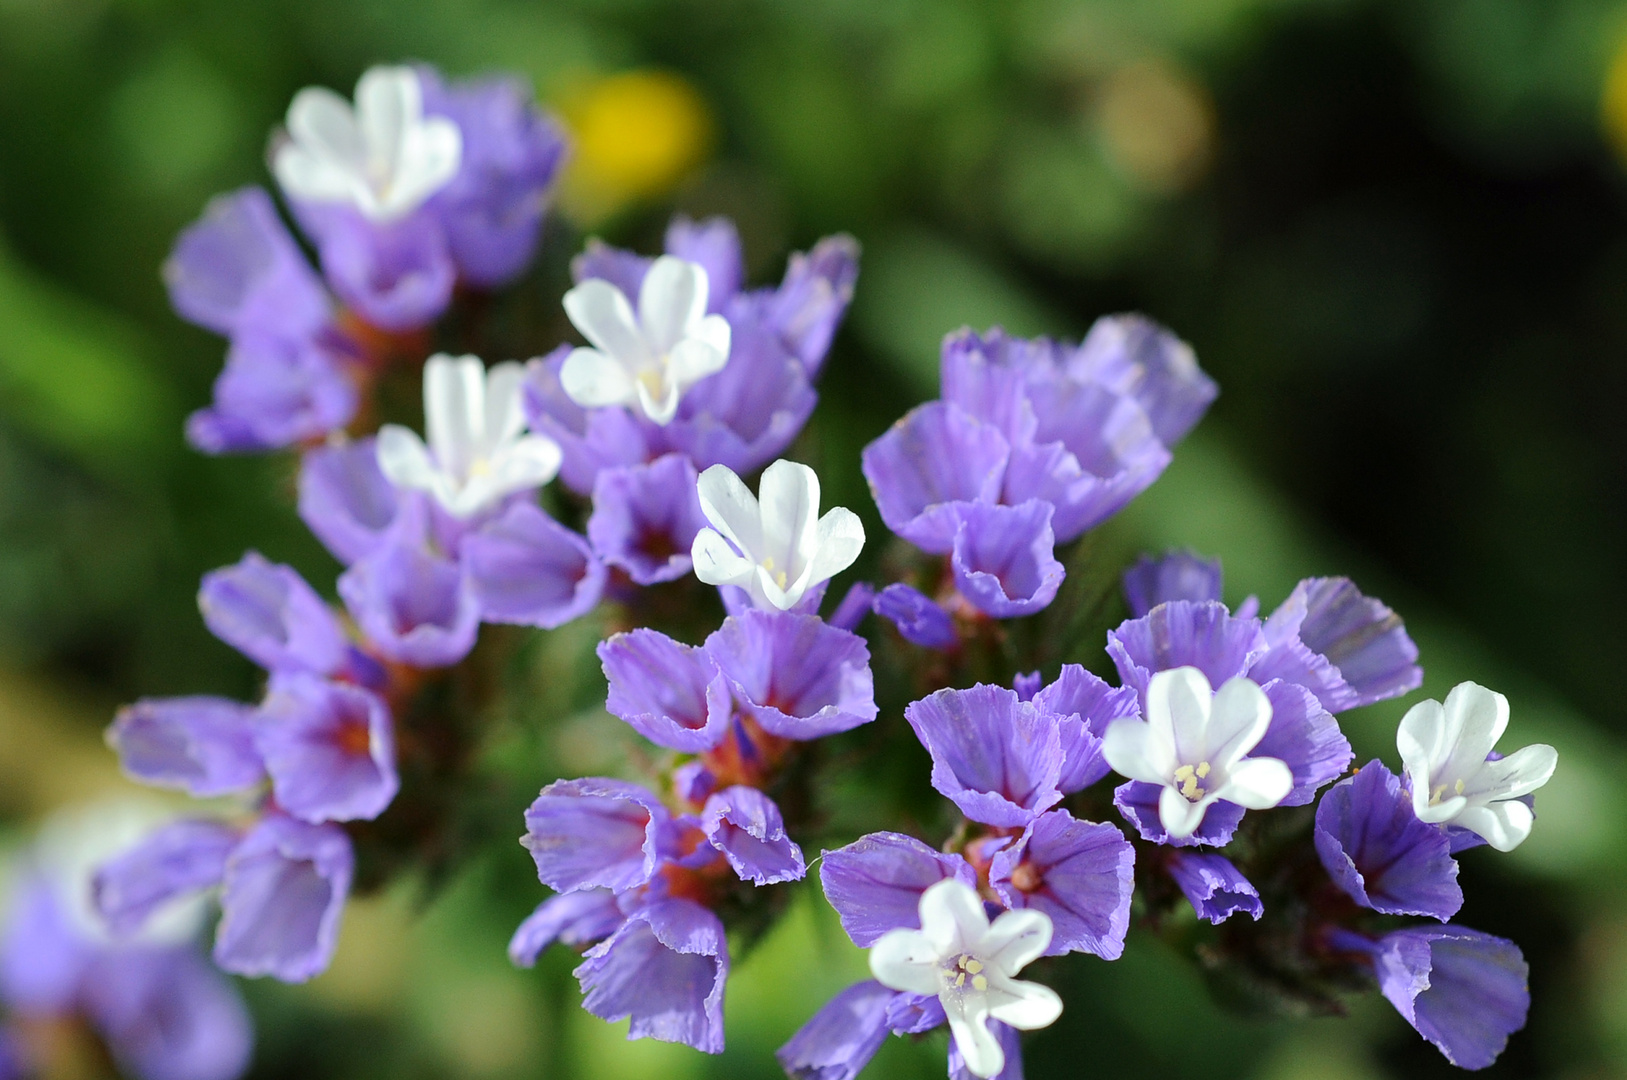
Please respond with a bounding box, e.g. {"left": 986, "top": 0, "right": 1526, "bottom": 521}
{"left": 79, "top": 946, "right": 254, "bottom": 1080}
{"left": 1165, "top": 851, "right": 1262, "bottom": 924}
{"left": 586, "top": 453, "right": 706, "bottom": 585}
{"left": 905, "top": 684, "right": 1064, "bottom": 828}
{"left": 757, "top": 234, "right": 860, "bottom": 376}
{"left": 521, "top": 778, "right": 668, "bottom": 893}
{"left": 1071, "top": 313, "right": 1217, "bottom": 447}
{"left": 704, "top": 610, "right": 877, "bottom": 739}
{"left": 599, "top": 629, "right": 732, "bottom": 752}
{"left": 886, "top": 991, "right": 948, "bottom": 1035}
{"left": 106, "top": 696, "right": 265, "bottom": 797}
{"left": 1033, "top": 665, "right": 1139, "bottom": 793}
{"left": 186, "top": 330, "right": 357, "bottom": 454}
{"left": 829, "top": 581, "right": 877, "bottom": 632}
{"left": 1251, "top": 679, "right": 1352, "bottom": 806}
{"left": 92, "top": 820, "right": 239, "bottom": 938}
{"left": 820, "top": 832, "right": 978, "bottom": 947}
{"left": 949, "top": 500, "right": 1065, "bottom": 618}
{"left": 873, "top": 583, "right": 958, "bottom": 650}
{"left": 338, "top": 534, "right": 479, "bottom": 668}
{"left": 1113, "top": 780, "right": 1246, "bottom": 848}
{"left": 1254, "top": 577, "right": 1423, "bottom": 713}
{"left": 294, "top": 204, "right": 455, "bottom": 332}
{"left": 508, "top": 889, "right": 625, "bottom": 967}
{"left": 198, "top": 551, "right": 348, "bottom": 675}
{"left": 256, "top": 674, "right": 398, "bottom": 824}
{"left": 1122, "top": 550, "right": 1224, "bottom": 618}
{"left": 1107, "top": 600, "right": 1268, "bottom": 704}
{"left": 214, "top": 814, "right": 353, "bottom": 983}
{"left": 701, "top": 786, "right": 806, "bottom": 885}
{"left": 1315, "top": 761, "right": 1462, "bottom": 920}
{"left": 574, "top": 898, "right": 729, "bottom": 1054}
{"left": 299, "top": 439, "right": 405, "bottom": 566}
{"left": 862, "top": 401, "right": 1008, "bottom": 553}
{"left": 777, "top": 980, "right": 895, "bottom": 1080}
{"left": 463, "top": 501, "right": 605, "bottom": 628}
{"left": 988, "top": 809, "right": 1134, "bottom": 958}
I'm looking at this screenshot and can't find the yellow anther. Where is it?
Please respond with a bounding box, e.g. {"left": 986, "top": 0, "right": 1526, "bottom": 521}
{"left": 1173, "top": 765, "right": 1196, "bottom": 784}
{"left": 1430, "top": 783, "right": 1447, "bottom": 806}
{"left": 1195, "top": 761, "right": 1211, "bottom": 779}
{"left": 964, "top": 959, "right": 983, "bottom": 974}
{"left": 972, "top": 975, "right": 989, "bottom": 992}
{"left": 1455, "top": 779, "right": 1465, "bottom": 796}
{"left": 954, "top": 972, "right": 966, "bottom": 988}
{"left": 469, "top": 457, "right": 493, "bottom": 478}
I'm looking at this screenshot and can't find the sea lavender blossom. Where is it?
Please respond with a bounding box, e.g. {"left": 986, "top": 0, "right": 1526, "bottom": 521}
{"left": 1164, "top": 851, "right": 1262, "bottom": 924}
{"left": 586, "top": 453, "right": 708, "bottom": 584}
{"left": 1315, "top": 760, "right": 1463, "bottom": 920}
{"left": 198, "top": 551, "right": 350, "bottom": 676}
{"left": 873, "top": 582, "right": 958, "bottom": 650}
{"left": 1122, "top": 549, "right": 1224, "bottom": 617}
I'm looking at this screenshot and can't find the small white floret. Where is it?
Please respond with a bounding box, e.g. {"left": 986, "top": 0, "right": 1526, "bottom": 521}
{"left": 690, "top": 459, "right": 864, "bottom": 611}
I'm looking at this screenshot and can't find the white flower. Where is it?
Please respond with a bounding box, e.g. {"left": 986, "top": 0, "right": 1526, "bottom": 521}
{"left": 377, "top": 354, "right": 562, "bottom": 519}
{"left": 1102, "top": 666, "right": 1293, "bottom": 840}
{"left": 560, "top": 256, "right": 731, "bottom": 425}
{"left": 1397, "top": 681, "right": 1557, "bottom": 852}
{"left": 869, "top": 878, "right": 1061, "bottom": 1079}
{"left": 272, "top": 65, "right": 461, "bottom": 222}
{"left": 690, "top": 459, "right": 864, "bottom": 611}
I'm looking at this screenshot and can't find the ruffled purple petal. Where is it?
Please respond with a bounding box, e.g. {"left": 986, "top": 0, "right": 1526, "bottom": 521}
{"left": 704, "top": 611, "right": 877, "bottom": 740}
{"left": 906, "top": 684, "right": 1064, "bottom": 828}
{"left": 777, "top": 980, "right": 895, "bottom": 1080}
{"left": 1114, "top": 780, "right": 1245, "bottom": 848}
{"left": 1122, "top": 550, "right": 1224, "bottom": 618}
{"left": 574, "top": 899, "right": 729, "bottom": 1054}
{"left": 1251, "top": 679, "right": 1352, "bottom": 806}
{"left": 1314, "top": 761, "right": 1461, "bottom": 920}
{"left": 338, "top": 536, "right": 479, "bottom": 668}
{"left": 508, "top": 890, "right": 625, "bottom": 967}
{"left": 297, "top": 439, "right": 404, "bottom": 566}
{"left": 701, "top": 786, "right": 805, "bottom": 885}
{"left": 214, "top": 815, "right": 352, "bottom": 983}
{"left": 92, "top": 820, "right": 238, "bottom": 938}
{"left": 107, "top": 696, "right": 264, "bottom": 797}
{"left": 521, "top": 347, "right": 651, "bottom": 497}
{"left": 599, "top": 629, "right": 733, "bottom": 752}
{"left": 587, "top": 454, "right": 707, "bottom": 585}
{"left": 256, "top": 674, "right": 398, "bottom": 824}
{"left": 295, "top": 204, "right": 454, "bottom": 332}
{"left": 1071, "top": 313, "right": 1216, "bottom": 447}
{"left": 989, "top": 809, "right": 1134, "bottom": 958}
{"left": 1165, "top": 851, "right": 1262, "bottom": 924}
{"left": 1106, "top": 600, "right": 1268, "bottom": 705}
{"left": 1256, "top": 577, "right": 1423, "bottom": 712}
{"left": 862, "top": 402, "right": 1009, "bottom": 553}
{"left": 950, "top": 500, "right": 1065, "bottom": 618}
{"left": 198, "top": 552, "right": 347, "bottom": 675}
{"left": 521, "top": 778, "right": 669, "bottom": 893}
{"left": 1034, "top": 665, "right": 1138, "bottom": 793}
{"left": 873, "top": 583, "right": 957, "bottom": 650}
{"left": 186, "top": 331, "right": 356, "bottom": 454}
{"left": 819, "top": 832, "right": 978, "bottom": 947}
{"left": 464, "top": 501, "right": 605, "bottom": 628}
{"left": 81, "top": 946, "right": 254, "bottom": 1080}
{"left": 887, "top": 991, "right": 947, "bottom": 1035}
{"left": 758, "top": 233, "right": 860, "bottom": 375}
{"left": 665, "top": 216, "right": 743, "bottom": 310}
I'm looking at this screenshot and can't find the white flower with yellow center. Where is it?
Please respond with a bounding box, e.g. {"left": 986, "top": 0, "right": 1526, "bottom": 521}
{"left": 690, "top": 459, "right": 864, "bottom": 611}
{"left": 869, "top": 878, "right": 1061, "bottom": 1079}
{"left": 377, "top": 354, "right": 562, "bottom": 519}
{"left": 273, "top": 65, "right": 462, "bottom": 222}
{"left": 560, "top": 256, "right": 731, "bottom": 425}
{"left": 1397, "top": 680, "right": 1557, "bottom": 852}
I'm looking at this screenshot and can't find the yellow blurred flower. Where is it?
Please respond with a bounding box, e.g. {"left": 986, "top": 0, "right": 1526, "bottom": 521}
{"left": 1602, "top": 33, "right": 1627, "bottom": 164}
{"left": 555, "top": 70, "right": 714, "bottom": 225}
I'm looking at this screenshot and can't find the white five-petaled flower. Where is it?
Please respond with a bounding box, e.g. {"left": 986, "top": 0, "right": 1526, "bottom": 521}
{"left": 1102, "top": 666, "right": 1293, "bottom": 840}
{"left": 560, "top": 256, "right": 732, "bottom": 425}
{"left": 1397, "top": 680, "right": 1557, "bottom": 852}
{"left": 272, "top": 65, "right": 462, "bottom": 222}
{"left": 690, "top": 460, "right": 864, "bottom": 612}
{"left": 869, "top": 878, "right": 1062, "bottom": 1079}
{"left": 377, "top": 354, "right": 563, "bottom": 519}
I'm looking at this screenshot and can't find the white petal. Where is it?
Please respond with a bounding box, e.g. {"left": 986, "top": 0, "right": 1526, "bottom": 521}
{"left": 979, "top": 908, "right": 1052, "bottom": 977}
{"left": 695, "top": 464, "right": 764, "bottom": 560}
{"left": 491, "top": 436, "right": 563, "bottom": 490}
{"left": 692, "top": 312, "right": 731, "bottom": 359}
{"left": 691, "top": 528, "right": 756, "bottom": 589}
{"left": 286, "top": 86, "right": 364, "bottom": 175}
{"left": 1475, "top": 743, "right": 1557, "bottom": 802}
{"left": 1415, "top": 793, "right": 1469, "bottom": 826}
{"left": 984, "top": 974, "right": 1064, "bottom": 1031}
{"left": 944, "top": 1000, "right": 1005, "bottom": 1079}
{"left": 559, "top": 348, "right": 636, "bottom": 410}
{"left": 1204, "top": 677, "right": 1273, "bottom": 766}
{"left": 1397, "top": 697, "right": 1446, "bottom": 818}
{"left": 1158, "top": 785, "right": 1208, "bottom": 840}
{"left": 666, "top": 337, "right": 729, "bottom": 393}
{"left": 1455, "top": 800, "right": 1535, "bottom": 852}
{"left": 376, "top": 424, "right": 438, "bottom": 492}
{"left": 1102, "top": 718, "right": 1170, "bottom": 784}
{"left": 1219, "top": 756, "right": 1293, "bottom": 809}
{"left": 1148, "top": 667, "right": 1212, "bottom": 765}
{"left": 638, "top": 256, "right": 708, "bottom": 353}
{"left": 806, "top": 506, "right": 865, "bottom": 586}
{"left": 423, "top": 354, "right": 486, "bottom": 479}
{"left": 1439, "top": 682, "right": 1509, "bottom": 784}
{"left": 355, "top": 66, "right": 415, "bottom": 178}
{"left": 868, "top": 928, "right": 943, "bottom": 997}
{"left": 757, "top": 460, "right": 821, "bottom": 576}
{"left": 389, "top": 116, "right": 461, "bottom": 215}
{"left": 919, "top": 878, "right": 987, "bottom": 959}
{"left": 563, "top": 279, "right": 651, "bottom": 367}
{"left": 756, "top": 565, "right": 802, "bottom": 611}
{"left": 635, "top": 374, "right": 681, "bottom": 426}
{"left": 272, "top": 143, "right": 356, "bottom": 204}
{"left": 484, "top": 361, "right": 529, "bottom": 448}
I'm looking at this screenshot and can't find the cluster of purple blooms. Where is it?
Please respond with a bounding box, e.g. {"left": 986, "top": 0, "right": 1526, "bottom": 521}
{"left": 26, "top": 57, "right": 1558, "bottom": 1080}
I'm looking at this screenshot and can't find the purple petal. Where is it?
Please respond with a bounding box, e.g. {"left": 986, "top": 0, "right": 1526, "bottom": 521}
{"left": 906, "top": 684, "right": 1065, "bottom": 828}
{"left": 777, "top": 980, "right": 895, "bottom": 1080}
{"left": 508, "top": 889, "right": 625, "bottom": 967}
{"left": 297, "top": 439, "right": 404, "bottom": 566}
{"left": 572, "top": 238, "right": 652, "bottom": 301}
{"left": 521, "top": 778, "right": 669, "bottom": 893}
{"left": 82, "top": 947, "right": 254, "bottom": 1080}
{"left": 829, "top": 581, "right": 877, "bottom": 632}
{"left": 938, "top": 327, "right": 1047, "bottom": 443}
{"left": 1256, "top": 577, "right": 1423, "bottom": 712}
{"left": 701, "top": 786, "right": 806, "bottom": 885}
{"left": 861, "top": 402, "right": 1008, "bottom": 553}
{"left": 106, "top": 697, "right": 264, "bottom": 797}
{"left": 295, "top": 205, "right": 454, "bottom": 332}
{"left": 186, "top": 331, "right": 356, "bottom": 454}
{"left": 1252, "top": 679, "right": 1352, "bottom": 806}
{"left": 990, "top": 809, "right": 1134, "bottom": 958}
{"left": 758, "top": 233, "right": 860, "bottom": 375}
{"left": 256, "top": 674, "right": 398, "bottom": 824}
{"left": 819, "top": 832, "right": 978, "bottom": 947}
{"left": 574, "top": 899, "right": 729, "bottom": 1054}
{"left": 521, "top": 347, "right": 651, "bottom": 497}
{"left": 215, "top": 815, "right": 352, "bottom": 983}
{"left": 1114, "top": 780, "right": 1245, "bottom": 847}
{"left": 665, "top": 216, "right": 744, "bottom": 310}
{"left": 464, "top": 501, "right": 605, "bottom": 628}
{"left": 92, "top": 820, "right": 238, "bottom": 938}
{"left": 704, "top": 611, "right": 877, "bottom": 739}
{"left": 873, "top": 583, "right": 957, "bottom": 650}
{"left": 599, "top": 629, "right": 733, "bottom": 752}
{"left": 198, "top": 552, "right": 347, "bottom": 675}
{"left": 1106, "top": 600, "right": 1268, "bottom": 705}
{"left": 1165, "top": 851, "right": 1262, "bottom": 924}
{"left": 587, "top": 454, "right": 707, "bottom": 585}
{"left": 1314, "top": 761, "right": 1461, "bottom": 920}
{"left": 1122, "top": 550, "right": 1224, "bottom": 618}
{"left": 0, "top": 874, "right": 88, "bottom": 1013}
{"left": 950, "top": 500, "right": 1065, "bottom": 619}
{"left": 1034, "top": 665, "right": 1138, "bottom": 793}
{"left": 886, "top": 992, "right": 946, "bottom": 1034}
{"left": 338, "top": 536, "right": 479, "bottom": 668}
{"left": 1013, "top": 671, "right": 1043, "bottom": 702}
{"left": 1072, "top": 313, "right": 1216, "bottom": 447}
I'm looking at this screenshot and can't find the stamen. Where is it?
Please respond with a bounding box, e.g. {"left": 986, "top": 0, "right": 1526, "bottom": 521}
{"left": 964, "top": 959, "right": 983, "bottom": 974}
{"left": 1195, "top": 761, "right": 1211, "bottom": 779}
{"left": 1455, "top": 778, "right": 1465, "bottom": 796}
{"left": 1430, "top": 783, "right": 1447, "bottom": 806}
{"left": 972, "top": 974, "right": 988, "bottom": 991}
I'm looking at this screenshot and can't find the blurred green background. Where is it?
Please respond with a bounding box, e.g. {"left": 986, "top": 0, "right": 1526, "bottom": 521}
{"left": 3, "top": 0, "right": 1627, "bottom": 1077}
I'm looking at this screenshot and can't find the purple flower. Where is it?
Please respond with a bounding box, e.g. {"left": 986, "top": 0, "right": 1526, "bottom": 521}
{"left": 215, "top": 814, "right": 353, "bottom": 982}
{"left": 664, "top": 216, "right": 744, "bottom": 308}
{"left": 776, "top": 980, "right": 895, "bottom": 1080}
{"left": 1, "top": 874, "right": 88, "bottom": 1014}
{"left": 599, "top": 629, "right": 732, "bottom": 751}
{"left": 198, "top": 552, "right": 348, "bottom": 675}
{"left": 1070, "top": 314, "right": 1217, "bottom": 447}
{"left": 93, "top": 820, "right": 238, "bottom": 938}
{"left": 521, "top": 778, "right": 669, "bottom": 893}
{"left": 256, "top": 674, "right": 398, "bottom": 823}
{"left": 828, "top": 581, "right": 877, "bottom": 632}
{"left": 819, "top": 832, "right": 977, "bottom": 947}
{"left": 704, "top": 610, "right": 877, "bottom": 739}
{"left": 1032, "top": 665, "right": 1139, "bottom": 793}
{"left": 1253, "top": 577, "right": 1423, "bottom": 713}
{"left": 988, "top": 809, "right": 1134, "bottom": 958}
{"left": 1122, "top": 549, "right": 1223, "bottom": 618}
{"left": 949, "top": 501, "right": 1066, "bottom": 618}
{"left": 295, "top": 204, "right": 455, "bottom": 332}
{"left": 1165, "top": 851, "right": 1262, "bottom": 924}
{"left": 338, "top": 534, "right": 479, "bottom": 668}
{"left": 1250, "top": 680, "right": 1353, "bottom": 806}
{"left": 574, "top": 899, "right": 729, "bottom": 1054}
{"left": 521, "top": 347, "right": 650, "bottom": 496}
{"left": 587, "top": 454, "right": 707, "bottom": 584}
{"left": 463, "top": 501, "right": 605, "bottom": 628}
{"left": 1113, "top": 781, "right": 1247, "bottom": 848}
{"left": 298, "top": 439, "right": 405, "bottom": 565}
{"left": 80, "top": 947, "right": 254, "bottom": 1080}
{"left": 106, "top": 697, "right": 264, "bottom": 797}
{"left": 873, "top": 583, "right": 958, "bottom": 650}
{"left": 756, "top": 234, "right": 860, "bottom": 377}
{"left": 905, "top": 685, "right": 1065, "bottom": 828}
{"left": 862, "top": 401, "right": 1009, "bottom": 553}
{"left": 1340, "top": 927, "right": 1529, "bottom": 1070}
{"left": 185, "top": 330, "right": 357, "bottom": 454}
{"left": 164, "top": 186, "right": 329, "bottom": 341}
{"left": 508, "top": 889, "right": 625, "bottom": 967}
{"left": 700, "top": 786, "right": 805, "bottom": 885}
{"left": 419, "top": 70, "right": 566, "bottom": 288}
{"left": 1315, "top": 761, "right": 1462, "bottom": 920}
